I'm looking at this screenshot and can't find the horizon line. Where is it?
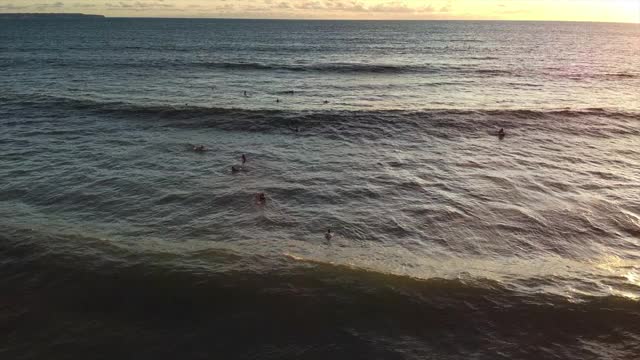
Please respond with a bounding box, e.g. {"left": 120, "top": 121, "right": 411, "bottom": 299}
{"left": 1, "top": 13, "right": 637, "bottom": 25}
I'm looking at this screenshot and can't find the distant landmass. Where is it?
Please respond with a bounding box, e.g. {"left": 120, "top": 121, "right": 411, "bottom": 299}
{"left": 0, "top": 13, "right": 105, "bottom": 19}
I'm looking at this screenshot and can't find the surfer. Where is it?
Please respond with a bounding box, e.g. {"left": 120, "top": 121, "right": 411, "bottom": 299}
{"left": 288, "top": 124, "right": 300, "bottom": 133}
{"left": 231, "top": 155, "right": 247, "bottom": 173}
{"left": 243, "top": 91, "right": 248, "bottom": 97}
{"left": 276, "top": 98, "right": 280, "bottom": 103}
{"left": 498, "top": 128, "right": 505, "bottom": 139}
{"left": 325, "top": 229, "right": 332, "bottom": 242}
{"left": 256, "top": 192, "right": 267, "bottom": 205}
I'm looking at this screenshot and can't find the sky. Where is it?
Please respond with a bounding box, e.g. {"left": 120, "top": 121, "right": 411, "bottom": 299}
{"left": 0, "top": 0, "right": 638, "bottom": 23}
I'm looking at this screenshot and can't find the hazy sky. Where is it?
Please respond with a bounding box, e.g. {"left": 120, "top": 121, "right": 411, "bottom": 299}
{"left": 0, "top": 0, "right": 638, "bottom": 22}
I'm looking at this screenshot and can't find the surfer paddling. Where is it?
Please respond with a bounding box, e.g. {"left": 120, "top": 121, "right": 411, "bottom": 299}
{"left": 192, "top": 145, "right": 206, "bottom": 152}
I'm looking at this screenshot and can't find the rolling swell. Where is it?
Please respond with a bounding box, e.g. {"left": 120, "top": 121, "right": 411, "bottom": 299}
{"left": 2, "top": 228, "right": 640, "bottom": 327}
{"left": 4, "top": 58, "right": 526, "bottom": 77}
{"left": 200, "top": 62, "right": 437, "bottom": 74}
{"left": 4, "top": 94, "right": 639, "bottom": 139}
{"left": 1, "top": 228, "right": 640, "bottom": 359}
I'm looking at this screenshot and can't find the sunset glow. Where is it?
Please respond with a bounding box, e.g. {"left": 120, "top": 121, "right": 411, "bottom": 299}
{"left": 0, "top": 0, "right": 638, "bottom": 23}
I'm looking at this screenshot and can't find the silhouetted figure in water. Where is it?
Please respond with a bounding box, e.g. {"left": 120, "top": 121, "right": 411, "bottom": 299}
{"left": 276, "top": 98, "right": 280, "bottom": 103}
{"left": 323, "top": 100, "right": 329, "bottom": 104}
{"left": 193, "top": 145, "right": 206, "bottom": 152}
{"left": 288, "top": 122, "right": 300, "bottom": 133}
{"left": 231, "top": 155, "right": 247, "bottom": 173}
{"left": 325, "top": 229, "right": 333, "bottom": 242}
{"left": 498, "top": 128, "right": 505, "bottom": 140}
{"left": 256, "top": 192, "right": 267, "bottom": 205}
{"left": 243, "top": 91, "right": 248, "bottom": 97}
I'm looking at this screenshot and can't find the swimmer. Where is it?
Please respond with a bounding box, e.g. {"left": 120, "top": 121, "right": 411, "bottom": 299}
{"left": 193, "top": 145, "right": 206, "bottom": 152}
{"left": 276, "top": 98, "right": 280, "bottom": 103}
{"left": 243, "top": 91, "right": 248, "bottom": 97}
{"left": 498, "top": 128, "right": 505, "bottom": 136}
{"left": 241, "top": 154, "right": 247, "bottom": 165}
{"left": 231, "top": 165, "right": 241, "bottom": 173}
{"left": 256, "top": 192, "right": 267, "bottom": 205}
{"left": 325, "top": 229, "right": 332, "bottom": 242}
{"left": 323, "top": 100, "right": 329, "bottom": 104}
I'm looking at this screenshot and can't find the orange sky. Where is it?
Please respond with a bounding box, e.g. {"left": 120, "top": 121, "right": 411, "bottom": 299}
{"left": 0, "top": 0, "right": 638, "bottom": 23}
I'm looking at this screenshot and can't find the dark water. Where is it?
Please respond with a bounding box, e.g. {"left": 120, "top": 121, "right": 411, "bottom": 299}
{"left": 1, "top": 19, "right": 640, "bottom": 359}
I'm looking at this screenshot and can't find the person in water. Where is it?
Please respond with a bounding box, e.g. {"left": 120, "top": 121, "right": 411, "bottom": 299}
{"left": 498, "top": 128, "right": 505, "bottom": 136}
{"left": 325, "top": 229, "right": 332, "bottom": 242}
{"left": 231, "top": 155, "right": 247, "bottom": 173}
{"left": 193, "top": 145, "right": 206, "bottom": 152}
{"left": 256, "top": 192, "right": 266, "bottom": 205}
{"left": 243, "top": 91, "right": 248, "bottom": 97}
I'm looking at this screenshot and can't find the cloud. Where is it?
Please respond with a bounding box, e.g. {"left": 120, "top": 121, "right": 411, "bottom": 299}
{"left": 0, "top": 2, "right": 66, "bottom": 10}
{"left": 0, "top": 0, "right": 449, "bottom": 17}
{"left": 33, "top": 2, "right": 65, "bottom": 9}
{"left": 262, "top": 1, "right": 448, "bottom": 14}
{"left": 369, "top": 2, "right": 445, "bottom": 13}
{"left": 73, "top": 2, "right": 97, "bottom": 8}
{"left": 275, "top": 2, "right": 291, "bottom": 9}
{"left": 440, "top": 3, "right": 451, "bottom": 13}
{"left": 105, "top": 1, "right": 174, "bottom": 11}
{"left": 0, "top": 4, "right": 30, "bottom": 10}
{"left": 0, "top": 0, "right": 450, "bottom": 19}
{"left": 216, "top": 3, "right": 235, "bottom": 11}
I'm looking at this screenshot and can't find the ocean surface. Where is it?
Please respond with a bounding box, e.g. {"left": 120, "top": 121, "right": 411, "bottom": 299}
{"left": 1, "top": 18, "right": 640, "bottom": 359}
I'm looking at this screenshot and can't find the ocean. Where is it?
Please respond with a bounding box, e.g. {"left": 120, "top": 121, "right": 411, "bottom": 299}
{"left": 1, "top": 18, "right": 639, "bottom": 359}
